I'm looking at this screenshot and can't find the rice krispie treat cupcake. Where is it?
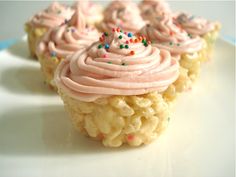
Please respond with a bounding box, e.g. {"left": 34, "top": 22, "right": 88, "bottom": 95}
{"left": 54, "top": 28, "right": 179, "bottom": 147}
{"left": 98, "top": 0, "right": 145, "bottom": 33}
{"left": 36, "top": 6, "right": 99, "bottom": 89}
{"left": 139, "top": 13, "right": 204, "bottom": 93}
{"left": 72, "top": 1, "right": 103, "bottom": 26}
{"left": 25, "top": 2, "right": 74, "bottom": 58}
{"left": 174, "top": 13, "right": 221, "bottom": 61}
{"left": 139, "top": 0, "right": 171, "bottom": 22}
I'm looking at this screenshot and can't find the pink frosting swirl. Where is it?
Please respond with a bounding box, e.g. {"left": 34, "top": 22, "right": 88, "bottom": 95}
{"left": 27, "top": 2, "right": 74, "bottom": 29}
{"left": 55, "top": 29, "right": 179, "bottom": 102}
{"left": 72, "top": 1, "right": 103, "bottom": 24}
{"left": 174, "top": 12, "right": 219, "bottom": 36}
{"left": 37, "top": 6, "right": 99, "bottom": 59}
{"left": 100, "top": 0, "right": 145, "bottom": 33}
{"left": 139, "top": 13, "right": 203, "bottom": 56}
{"left": 139, "top": 0, "right": 171, "bottom": 21}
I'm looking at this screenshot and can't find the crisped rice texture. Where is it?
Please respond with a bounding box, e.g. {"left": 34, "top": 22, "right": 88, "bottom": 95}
{"left": 170, "top": 50, "right": 202, "bottom": 93}
{"left": 37, "top": 54, "right": 61, "bottom": 90}
{"left": 25, "top": 24, "right": 47, "bottom": 58}
{"left": 59, "top": 90, "right": 170, "bottom": 147}
{"left": 162, "top": 84, "right": 178, "bottom": 103}
{"left": 201, "top": 28, "right": 220, "bottom": 62}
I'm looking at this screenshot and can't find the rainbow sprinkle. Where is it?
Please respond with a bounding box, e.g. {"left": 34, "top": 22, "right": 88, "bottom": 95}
{"left": 98, "top": 44, "right": 103, "bottom": 49}
{"left": 96, "top": 28, "right": 150, "bottom": 58}
{"left": 127, "top": 32, "right": 133, "bottom": 37}
{"left": 105, "top": 44, "right": 110, "bottom": 49}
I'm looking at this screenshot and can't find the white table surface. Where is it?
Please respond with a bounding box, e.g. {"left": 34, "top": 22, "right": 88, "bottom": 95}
{"left": 0, "top": 1, "right": 235, "bottom": 41}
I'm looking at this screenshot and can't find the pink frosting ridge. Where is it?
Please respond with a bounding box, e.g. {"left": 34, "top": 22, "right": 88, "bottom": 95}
{"left": 139, "top": 13, "right": 203, "bottom": 56}
{"left": 139, "top": 0, "right": 171, "bottom": 21}
{"left": 174, "top": 12, "right": 219, "bottom": 36}
{"left": 37, "top": 5, "right": 99, "bottom": 59}
{"left": 55, "top": 28, "right": 179, "bottom": 102}
{"left": 100, "top": 0, "right": 145, "bottom": 33}
{"left": 27, "top": 2, "right": 74, "bottom": 29}
{"left": 72, "top": 1, "right": 103, "bottom": 24}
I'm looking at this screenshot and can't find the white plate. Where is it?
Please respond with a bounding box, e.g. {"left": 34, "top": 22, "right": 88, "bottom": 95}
{"left": 0, "top": 38, "right": 234, "bottom": 177}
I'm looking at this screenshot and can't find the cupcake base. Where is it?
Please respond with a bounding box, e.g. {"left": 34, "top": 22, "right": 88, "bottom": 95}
{"left": 25, "top": 24, "right": 47, "bottom": 58}
{"left": 172, "top": 49, "right": 205, "bottom": 93}
{"left": 201, "top": 27, "right": 220, "bottom": 62}
{"left": 59, "top": 90, "right": 170, "bottom": 147}
{"left": 37, "top": 54, "right": 61, "bottom": 90}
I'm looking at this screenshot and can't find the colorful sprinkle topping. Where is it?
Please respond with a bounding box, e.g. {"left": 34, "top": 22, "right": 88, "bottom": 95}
{"left": 120, "top": 44, "right": 124, "bottom": 49}
{"left": 127, "top": 134, "right": 134, "bottom": 141}
{"left": 130, "top": 50, "right": 135, "bottom": 55}
{"left": 104, "top": 32, "right": 108, "bottom": 36}
{"left": 127, "top": 32, "right": 133, "bottom": 37}
{"left": 96, "top": 28, "right": 150, "bottom": 58}
{"left": 103, "top": 54, "right": 108, "bottom": 58}
{"left": 98, "top": 44, "right": 103, "bottom": 49}
{"left": 105, "top": 44, "right": 110, "bottom": 49}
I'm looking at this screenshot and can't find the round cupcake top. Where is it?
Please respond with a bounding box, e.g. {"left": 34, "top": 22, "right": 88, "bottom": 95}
{"left": 72, "top": 1, "right": 103, "bottom": 25}
{"left": 55, "top": 28, "right": 179, "bottom": 102}
{"left": 139, "top": 13, "right": 203, "bottom": 56}
{"left": 100, "top": 0, "right": 145, "bottom": 33}
{"left": 174, "top": 12, "right": 220, "bottom": 36}
{"left": 37, "top": 6, "right": 99, "bottom": 59}
{"left": 139, "top": 0, "right": 171, "bottom": 21}
{"left": 27, "top": 2, "right": 74, "bottom": 29}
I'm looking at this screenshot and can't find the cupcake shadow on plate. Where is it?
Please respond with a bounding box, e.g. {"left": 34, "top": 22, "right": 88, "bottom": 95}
{"left": 6, "top": 39, "right": 35, "bottom": 61}
{"left": 0, "top": 105, "right": 138, "bottom": 156}
{"left": 0, "top": 66, "right": 55, "bottom": 95}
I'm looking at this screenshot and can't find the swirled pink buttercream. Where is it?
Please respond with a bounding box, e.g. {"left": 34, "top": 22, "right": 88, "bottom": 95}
{"left": 139, "top": 13, "right": 203, "bottom": 55}
{"left": 37, "top": 6, "right": 99, "bottom": 59}
{"left": 139, "top": 0, "right": 171, "bottom": 21}
{"left": 72, "top": 1, "right": 103, "bottom": 25}
{"left": 27, "top": 2, "right": 74, "bottom": 29}
{"left": 174, "top": 12, "right": 219, "bottom": 36}
{"left": 55, "top": 29, "right": 179, "bottom": 102}
{"left": 100, "top": 0, "right": 145, "bottom": 33}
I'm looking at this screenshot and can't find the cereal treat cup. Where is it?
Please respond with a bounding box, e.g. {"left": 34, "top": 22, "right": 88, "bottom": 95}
{"left": 139, "top": 0, "right": 171, "bottom": 22}
{"left": 36, "top": 6, "right": 99, "bottom": 89}
{"left": 25, "top": 2, "right": 74, "bottom": 58}
{"left": 174, "top": 13, "right": 221, "bottom": 62}
{"left": 139, "top": 13, "right": 204, "bottom": 93}
{"left": 55, "top": 28, "right": 179, "bottom": 147}
{"left": 98, "top": 0, "right": 145, "bottom": 33}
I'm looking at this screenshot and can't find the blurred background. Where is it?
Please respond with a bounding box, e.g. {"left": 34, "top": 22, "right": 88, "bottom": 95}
{"left": 0, "top": 1, "right": 235, "bottom": 42}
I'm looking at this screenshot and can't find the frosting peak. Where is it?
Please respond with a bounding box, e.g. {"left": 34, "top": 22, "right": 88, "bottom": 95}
{"left": 174, "top": 12, "right": 220, "bottom": 36}
{"left": 100, "top": 1, "right": 145, "bottom": 33}
{"left": 72, "top": 0, "right": 103, "bottom": 25}
{"left": 68, "top": 5, "right": 86, "bottom": 32}
{"left": 139, "top": 0, "right": 171, "bottom": 21}
{"left": 37, "top": 7, "right": 99, "bottom": 59}
{"left": 27, "top": 2, "right": 74, "bottom": 29}
{"left": 139, "top": 13, "right": 203, "bottom": 55}
{"left": 55, "top": 28, "right": 180, "bottom": 102}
